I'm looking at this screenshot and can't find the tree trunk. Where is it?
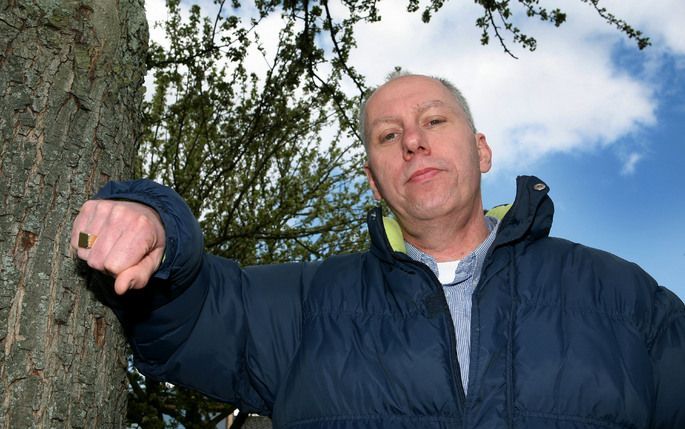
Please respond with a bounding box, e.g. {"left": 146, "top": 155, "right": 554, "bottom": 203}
{"left": 0, "top": 0, "right": 147, "bottom": 427}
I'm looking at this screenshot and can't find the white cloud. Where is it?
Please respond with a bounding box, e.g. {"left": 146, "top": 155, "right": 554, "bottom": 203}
{"left": 144, "top": 0, "right": 169, "bottom": 50}
{"left": 347, "top": 0, "right": 670, "bottom": 175}
{"left": 143, "top": 0, "right": 168, "bottom": 100}
{"left": 144, "top": 0, "right": 681, "bottom": 176}
{"left": 620, "top": 151, "right": 643, "bottom": 175}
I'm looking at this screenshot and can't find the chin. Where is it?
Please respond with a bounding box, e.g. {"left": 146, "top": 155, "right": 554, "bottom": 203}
{"left": 407, "top": 200, "right": 454, "bottom": 221}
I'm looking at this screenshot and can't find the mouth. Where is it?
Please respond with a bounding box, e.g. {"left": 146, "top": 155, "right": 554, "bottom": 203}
{"left": 407, "top": 168, "right": 440, "bottom": 183}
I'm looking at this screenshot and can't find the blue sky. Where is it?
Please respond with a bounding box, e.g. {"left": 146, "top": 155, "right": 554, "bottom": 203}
{"left": 512, "top": 65, "right": 685, "bottom": 299}
{"left": 344, "top": 0, "right": 685, "bottom": 298}
{"left": 146, "top": 0, "right": 684, "bottom": 299}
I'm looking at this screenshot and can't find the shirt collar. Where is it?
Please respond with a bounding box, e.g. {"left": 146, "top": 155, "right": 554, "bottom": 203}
{"left": 405, "top": 216, "right": 499, "bottom": 285}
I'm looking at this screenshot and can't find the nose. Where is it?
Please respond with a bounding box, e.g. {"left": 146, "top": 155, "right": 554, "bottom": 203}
{"left": 402, "top": 125, "right": 430, "bottom": 160}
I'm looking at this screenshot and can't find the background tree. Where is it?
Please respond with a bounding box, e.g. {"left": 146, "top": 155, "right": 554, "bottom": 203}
{"left": 129, "top": 1, "right": 650, "bottom": 427}
{"left": 127, "top": 1, "right": 375, "bottom": 426}
{"left": 142, "top": 1, "right": 372, "bottom": 266}
{"left": 0, "top": 0, "right": 147, "bottom": 427}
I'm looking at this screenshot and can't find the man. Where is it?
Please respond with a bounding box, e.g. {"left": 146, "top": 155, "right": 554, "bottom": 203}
{"left": 72, "top": 73, "right": 685, "bottom": 428}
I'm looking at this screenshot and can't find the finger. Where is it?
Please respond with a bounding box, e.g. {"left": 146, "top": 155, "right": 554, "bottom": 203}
{"left": 101, "top": 215, "right": 162, "bottom": 276}
{"left": 83, "top": 200, "right": 131, "bottom": 253}
{"left": 80, "top": 201, "right": 115, "bottom": 239}
{"left": 83, "top": 223, "right": 124, "bottom": 272}
{"left": 79, "top": 201, "right": 160, "bottom": 272}
{"left": 71, "top": 200, "right": 114, "bottom": 259}
{"left": 70, "top": 200, "right": 100, "bottom": 252}
{"left": 113, "top": 248, "right": 165, "bottom": 295}
{"left": 72, "top": 232, "right": 99, "bottom": 262}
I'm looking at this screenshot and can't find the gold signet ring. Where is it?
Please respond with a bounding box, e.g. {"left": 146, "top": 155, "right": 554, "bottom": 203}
{"left": 78, "top": 232, "right": 97, "bottom": 249}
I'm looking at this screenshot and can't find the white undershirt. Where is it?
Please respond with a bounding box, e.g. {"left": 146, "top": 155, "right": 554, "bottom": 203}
{"left": 436, "top": 260, "right": 460, "bottom": 284}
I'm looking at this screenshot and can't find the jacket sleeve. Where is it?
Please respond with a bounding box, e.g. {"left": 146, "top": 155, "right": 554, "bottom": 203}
{"left": 649, "top": 286, "right": 685, "bottom": 429}
{"left": 94, "top": 179, "right": 314, "bottom": 414}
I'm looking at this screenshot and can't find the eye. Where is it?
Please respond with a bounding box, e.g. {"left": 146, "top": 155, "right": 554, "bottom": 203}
{"left": 383, "top": 132, "right": 396, "bottom": 141}
{"left": 426, "top": 118, "right": 446, "bottom": 128}
{"left": 379, "top": 130, "right": 400, "bottom": 143}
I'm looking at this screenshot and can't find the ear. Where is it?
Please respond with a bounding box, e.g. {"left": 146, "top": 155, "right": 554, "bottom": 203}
{"left": 475, "top": 133, "right": 492, "bottom": 173}
{"left": 364, "top": 163, "right": 383, "bottom": 201}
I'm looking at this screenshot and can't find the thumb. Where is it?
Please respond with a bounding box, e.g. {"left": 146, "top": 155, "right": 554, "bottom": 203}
{"left": 113, "top": 248, "right": 165, "bottom": 295}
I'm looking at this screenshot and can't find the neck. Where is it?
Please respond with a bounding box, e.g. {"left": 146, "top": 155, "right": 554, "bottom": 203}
{"left": 400, "top": 205, "right": 490, "bottom": 262}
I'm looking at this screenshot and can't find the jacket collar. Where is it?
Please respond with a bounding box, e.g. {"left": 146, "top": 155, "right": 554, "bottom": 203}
{"left": 367, "top": 208, "right": 397, "bottom": 262}
{"left": 367, "top": 175, "right": 554, "bottom": 262}
{"left": 492, "top": 175, "right": 554, "bottom": 249}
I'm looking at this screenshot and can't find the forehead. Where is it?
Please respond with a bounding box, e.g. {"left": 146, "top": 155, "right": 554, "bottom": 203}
{"left": 366, "top": 76, "right": 457, "bottom": 119}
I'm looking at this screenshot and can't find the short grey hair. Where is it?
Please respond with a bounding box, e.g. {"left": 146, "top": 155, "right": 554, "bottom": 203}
{"left": 358, "top": 70, "right": 476, "bottom": 149}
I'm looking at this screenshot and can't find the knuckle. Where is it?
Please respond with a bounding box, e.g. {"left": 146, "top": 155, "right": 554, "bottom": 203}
{"left": 107, "top": 202, "right": 127, "bottom": 220}
{"left": 73, "top": 206, "right": 91, "bottom": 230}
{"left": 88, "top": 201, "right": 114, "bottom": 223}
{"left": 85, "top": 254, "right": 105, "bottom": 272}
{"left": 80, "top": 200, "right": 98, "bottom": 213}
{"left": 103, "top": 258, "right": 124, "bottom": 277}
{"left": 94, "top": 200, "right": 109, "bottom": 213}
{"left": 133, "top": 213, "right": 154, "bottom": 233}
{"left": 126, "top": 215, "right": 156, "bottom": 246}
{"left": 76, "top": 248, "right": 88, "bottom": 261}
{"left": 85, "top": 200, "right": 109, "bottom": 218}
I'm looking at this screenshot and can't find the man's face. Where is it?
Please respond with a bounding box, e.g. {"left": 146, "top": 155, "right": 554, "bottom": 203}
{"left": 364, "top": 76, "right": 492, "bottom": 225}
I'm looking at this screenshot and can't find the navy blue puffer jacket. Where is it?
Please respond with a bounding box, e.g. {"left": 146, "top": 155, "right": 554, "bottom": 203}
{"left": 100, "top": 176, "right": 685, "bottom": 429}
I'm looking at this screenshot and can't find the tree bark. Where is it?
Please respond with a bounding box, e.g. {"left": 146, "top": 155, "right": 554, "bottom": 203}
{"left": 0, "top": 0, "right": 147, "bottom": 427}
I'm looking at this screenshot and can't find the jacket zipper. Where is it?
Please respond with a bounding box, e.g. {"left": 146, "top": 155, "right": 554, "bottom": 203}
{"left": 401, "top": 256, "right": 468, "bottom": 419}
{"left": 371, "top": 208, "right": 468, "bottom": 422}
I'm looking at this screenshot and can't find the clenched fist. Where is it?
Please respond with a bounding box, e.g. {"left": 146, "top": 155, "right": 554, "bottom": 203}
{"left": 71, "top": 200, "right": 166, "bottom": 295}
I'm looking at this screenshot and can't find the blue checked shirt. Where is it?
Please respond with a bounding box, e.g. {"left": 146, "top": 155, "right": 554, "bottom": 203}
{"left": 405, "top": 216, "right": 499, "bottom": 395}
